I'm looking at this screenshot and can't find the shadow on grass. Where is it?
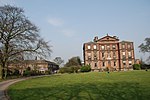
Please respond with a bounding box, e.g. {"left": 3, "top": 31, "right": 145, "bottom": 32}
{"left": 8, "top": 82, "right": 148, "bottom": 100}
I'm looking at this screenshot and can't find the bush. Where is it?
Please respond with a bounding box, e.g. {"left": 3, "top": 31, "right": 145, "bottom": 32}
{"left": 59, "top": 67, "right": 67, "bottom": 74}
{"left": 133, "top": 64, "right": 141, "bottom": 70}
{"left": 59, "top": 66, "right": 80, "bottom": 74}
{"left": 80, "top": 65, "right": 91, "bottom": 72}
{"left": 23, "top": 70, "right": 31, "bottom": 76}
{"left": 12, "top": 69, "right": 20, "bottom": 76}
{"left": 45, "top": 70, "right": 51, "bottom": 75}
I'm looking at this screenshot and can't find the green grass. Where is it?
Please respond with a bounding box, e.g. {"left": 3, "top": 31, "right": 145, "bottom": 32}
{"left": 8, "top": 70, "right": 150, "bottom": 100}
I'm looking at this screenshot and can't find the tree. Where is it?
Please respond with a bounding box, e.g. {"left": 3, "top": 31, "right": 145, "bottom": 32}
{"left": 133, "top": 64, "right": 141, "bottom": 70}
{"left": 139, "top": 37, "right": 150, "bottom": 64}
{"left": 0, "top": 5, "right": 52, "bottom": 79}
{"left": 65, "top": 56, "right": 82, "bottom": 67}
{"left": 53, "top": 57, "right": 64, "bottom": 67}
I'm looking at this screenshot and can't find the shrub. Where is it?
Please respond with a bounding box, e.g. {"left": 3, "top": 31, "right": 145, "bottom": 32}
{"left": 59, "top": 67, "right": 67, "bottom": 74}
{"left": 59, "top": 66, "right": 80, "bottom": 74}
{"left": 45, "top": 70, "right": 51, "bottom": 75}
{"left": 23, "top": 70, "right": 31, "bottom": 76}
{"left": 12, "top": 69, "right": 20, "bottom": 76}
{"left": 133, "top": 64, "right": 141, "bottom": 70}
{"left": 80, "top": 65, "right": 91, "bottom": 72}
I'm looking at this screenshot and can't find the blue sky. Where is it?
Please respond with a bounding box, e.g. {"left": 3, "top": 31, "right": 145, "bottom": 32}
{"left": 0, "top": 0, "right": 150, "bottom": 62}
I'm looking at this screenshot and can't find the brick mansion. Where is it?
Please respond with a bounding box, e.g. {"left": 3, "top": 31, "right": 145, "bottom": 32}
{"left": 83, "top": 34, "right": 135, "bottom": 71}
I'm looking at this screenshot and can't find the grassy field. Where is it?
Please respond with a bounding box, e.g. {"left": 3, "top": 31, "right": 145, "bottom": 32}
{"left": 8, "top": 70, "right": 150, "bottom": 100}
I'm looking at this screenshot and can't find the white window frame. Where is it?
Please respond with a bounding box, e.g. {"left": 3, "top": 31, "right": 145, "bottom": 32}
{"left": 93, "top": 45, "right": 97, "bottom": 49}
{"left": 122, "top": 44, "right": 125, "bottom": 48}
{"left": 128, "top": 52, "right": 131, "bottom": 56}
{"left": 87, "top": 45, "right": 91, "bottom": 49}
{"left": 101, "top": 45, "right": 104, "bottom": 50}
{"left": 112, "top": 45, "right": 116, "bottom": 49}
{"left": 129, "top": 61, "right": 132, "bottom": 64}
{"left": 122, "top": 52, "right": 125, "bottom": 56}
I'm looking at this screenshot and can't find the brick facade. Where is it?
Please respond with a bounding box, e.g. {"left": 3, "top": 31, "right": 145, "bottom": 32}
{"left": 83, "top": 34, "right": 135, "bottom": 71}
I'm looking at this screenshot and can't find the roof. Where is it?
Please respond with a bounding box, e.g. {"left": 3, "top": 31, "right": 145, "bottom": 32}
{"left": 97, "top": 34, "right": 119, "bottom": 42}
{"left": 84, "top": 41, "right": 97, "bottom": 44}
{"left": 9, "top": 60, "right": 58, "bottom": 66}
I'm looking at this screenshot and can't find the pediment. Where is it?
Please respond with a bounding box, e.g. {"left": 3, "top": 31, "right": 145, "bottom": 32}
{"left": 97, "top": 35, "right": 119, "bottom": 42}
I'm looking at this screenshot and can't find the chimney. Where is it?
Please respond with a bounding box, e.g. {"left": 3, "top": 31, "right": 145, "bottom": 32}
{"left": 113, "top": 36, "right": 117, "bottom": 38}
{"left": 94, "top": 36, "right": 98, "bottom": 42}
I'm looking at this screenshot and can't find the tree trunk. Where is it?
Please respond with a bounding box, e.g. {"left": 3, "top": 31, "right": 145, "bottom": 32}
{"left": 4, "top": 69, "right": 7, "bottom": 79}
{"left": 0, "top": 66, "right": 2, "bottom": 79}
{"left": 1, "top": 63, "right": 7, "bottom": 79}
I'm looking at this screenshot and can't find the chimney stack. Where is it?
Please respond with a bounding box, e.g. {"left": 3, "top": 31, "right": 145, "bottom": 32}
{"left": 94, "top": 36, "right": 98, "bottom": 42}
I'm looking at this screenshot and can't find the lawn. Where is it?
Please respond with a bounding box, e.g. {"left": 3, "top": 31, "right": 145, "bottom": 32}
{"left": 8, "top": 70, "right": 150, "bottom": 100}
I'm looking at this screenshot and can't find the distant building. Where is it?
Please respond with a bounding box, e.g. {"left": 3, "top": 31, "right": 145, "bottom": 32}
{"left": 8, "top": 60, "right": 59, "bottom": 75}
{"left": 135, "top": 59, "right": 141, "bottom": 64}
{"left": 83, "top": 34, "right": 135, "bottom": 71}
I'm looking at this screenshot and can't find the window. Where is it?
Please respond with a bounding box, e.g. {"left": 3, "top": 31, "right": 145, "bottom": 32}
{"left": 122, "top": 52, "right": 125, "bottom": 56}
{"left": 112, "top": 45, "right": 116, "bottom": 49}
{"left": 122, "top": 44, "right": 125, "bottom": 49}
{"left": 128, "top": 44, "right": 131, "bottom": 49}
{"left": 107, "top": 52, "right": 111, "bottom": 58}
{"left": 102, "top": 62, "right": 105, "bottom": 67}
{"left": 94, "top": 53, "right": 97, "bottom": 57}
{"left": 114, "top": 62, "right": 116, "bottom": 66}
{"left": 95, "top": 63, "right": 97, "bottom": 67}
{"left": 113, "top": 52, "right": 116, "bottom": 58}
{"left": 129, "top": 61, "right": 132, "bottom": 65}
{"left": 128, "top": 52, "right": 131, "bottom": 57}
{"left": 93, "top": 45, "right": 97, "bottom": 49}
{"left": 107, "top": 45, "right": 110, "bottom": 49}
{"left": 94, "top": 53, "right": 97, "bottom": 60}
{"left": 88, "top": 53, "right": 91, "bottom": 61}
{"left": 87, "top": 45, "right": 91, "bottom": 49}
{"left": 123, "top": 61, "right": 126, "bottom": 66}
{"left": 101, "top": 45, "right": 105, "bottom": 50}
{"left": 102, "top": 52, "right": 105, "bottom": 57}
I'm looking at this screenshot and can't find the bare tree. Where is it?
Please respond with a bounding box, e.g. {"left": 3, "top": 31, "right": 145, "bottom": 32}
{"left": 139, "top": 37, "right": 150, "bottom": 64}
{"left": 0, "top": 5, "right": 52, "bottom": 79}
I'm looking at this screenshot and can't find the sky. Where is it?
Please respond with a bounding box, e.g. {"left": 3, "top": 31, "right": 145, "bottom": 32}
{"left": 0, "top": 0, "right": 150, "bottom": 62}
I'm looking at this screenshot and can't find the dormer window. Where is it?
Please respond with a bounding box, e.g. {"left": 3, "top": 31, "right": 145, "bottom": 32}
{"left": 87, "top": 45, "right": 91, "bottom": 49}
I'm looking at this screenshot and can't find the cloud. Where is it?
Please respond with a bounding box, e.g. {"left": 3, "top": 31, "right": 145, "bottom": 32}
{"left": 48, "top": 18, "right": 64, "bottom": 27}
